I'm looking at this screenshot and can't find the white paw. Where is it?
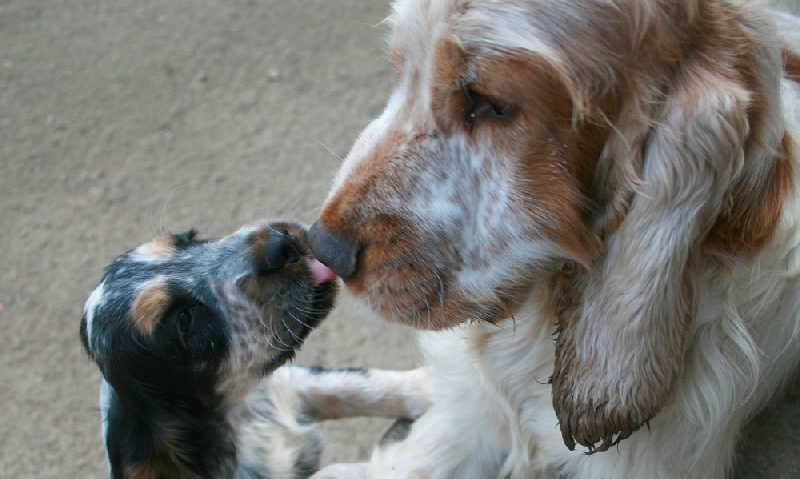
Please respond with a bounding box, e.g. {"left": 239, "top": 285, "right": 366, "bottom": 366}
{"left": 311, "top": 463, "right": 370, "bottom": 479}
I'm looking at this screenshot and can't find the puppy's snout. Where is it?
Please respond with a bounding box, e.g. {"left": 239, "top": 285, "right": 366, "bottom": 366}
{"left": 263, "top": 230, "right": 300, "bottom": 272}
{"left": 308, "top": 221, "right": 361, "bottom": 279}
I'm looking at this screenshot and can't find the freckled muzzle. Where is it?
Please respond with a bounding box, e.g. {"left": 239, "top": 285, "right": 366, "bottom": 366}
{"left": 308, "top": 212, "right": 497, "bottom": 330}
{"left": 236, "top": 222, "right": 338, "bottom": 330}
{"left": 217, "top": 221, "right": 340, "bottom": 386}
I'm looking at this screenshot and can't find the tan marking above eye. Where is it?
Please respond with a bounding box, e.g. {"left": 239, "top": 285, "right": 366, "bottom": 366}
{"left": 131, "top": 280, "right": 171, "bottom": 336}
{"left": 135, "top": 235, "right": 177, "bottom": 261}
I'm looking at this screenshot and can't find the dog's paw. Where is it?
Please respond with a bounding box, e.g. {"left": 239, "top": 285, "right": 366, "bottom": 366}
{"left": 310, "top": 463, "right": 371, "bottom": 479}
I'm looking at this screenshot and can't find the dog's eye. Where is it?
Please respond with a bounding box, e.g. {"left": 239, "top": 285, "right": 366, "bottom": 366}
{"left": 177, "top": 307, "right": 194, "bottom": 336}
{"left": 487, "top": 102, "right": 514, "bottom": 120}
{"left": 464, "top": 87, "right": 516, "bottom": 129}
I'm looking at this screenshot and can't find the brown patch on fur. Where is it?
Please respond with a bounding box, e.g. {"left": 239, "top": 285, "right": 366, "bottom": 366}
{"left": 318, "top": 125, "right": 413, "bottom": 238}
{"left": 316, "top": 123, "right": 434, "bottom": 320}
{"left": 702, "top": 7, "right": 793, "bottom": 258}
{"left": 784, "top": 49, "right": 800, "bottom": 84}
{"left": 389, "top": 47, "right": 404, "bottom": 80}
{"left": 131, "top": 280, "right": 171, "bottom": 336}
{"left": 135, "top": 235, "right": 177, "bottom": 260}
{"left": 121, "top": 421, "right": 189, "bottom": 479}
{"left": 468, "top": 52, "right": 607, "bottom": 264}
{"left": 430, "top": 39, "right": 467, "bottom": 133}
{"left": 123, "top": 463, "right": 158, "bottom": 479}
{"left": 707, "top": 134, "right": 795, "bottom": 257}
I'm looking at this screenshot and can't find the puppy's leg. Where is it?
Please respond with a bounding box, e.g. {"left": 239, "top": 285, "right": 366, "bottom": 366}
{"left": 269, "top": 366, "right": 432, "bottom": 421}
{"left": 268, "top": 367, "right": 443, "bottom": 478}
{"left": 310, "top": 404, "right": 509, "bottom": 479}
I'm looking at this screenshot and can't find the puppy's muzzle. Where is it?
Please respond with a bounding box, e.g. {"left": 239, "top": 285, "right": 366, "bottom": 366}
{"left": 263, "top": 229, "right": 301, "bottom": 272}
{"left": 308, "top": 221, "right": 361, "bottom": 279}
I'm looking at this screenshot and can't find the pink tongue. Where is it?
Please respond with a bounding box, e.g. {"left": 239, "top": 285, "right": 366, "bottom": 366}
{"left": 308, "top": 257, "right": 337, "bottom": 286}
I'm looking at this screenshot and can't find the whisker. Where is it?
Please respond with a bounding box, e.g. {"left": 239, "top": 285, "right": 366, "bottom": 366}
{"left": 267, "top": 226, "right": 289, "bottom": 236}
{"left": 282, "top": 314, "right": 304, "bottom": 343}
{"left": 149, "top": 185, "right": 187, "bottom": 238}
{"left": 288, "top": 309, "right": 314, "bottom": 329}
{"left": 310, "top": 137, "right": 343, "bottom": 162}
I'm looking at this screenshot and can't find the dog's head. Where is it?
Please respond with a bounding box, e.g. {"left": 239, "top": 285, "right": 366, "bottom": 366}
{"left": 80, "top": 221, "right": 336, "bottom": 477}
{"left": 309, "top": 0, "right": 793, "bottom": 452}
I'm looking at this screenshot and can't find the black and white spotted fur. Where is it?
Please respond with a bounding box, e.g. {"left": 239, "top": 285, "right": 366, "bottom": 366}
{"left": 80, "top": 221, "right": 430, "bottom": 479}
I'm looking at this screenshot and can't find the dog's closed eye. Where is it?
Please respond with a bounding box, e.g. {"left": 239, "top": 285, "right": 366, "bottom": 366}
{"left": 177, "top": 307, "right": 194, "bottom": 341}
{"left": 170, "top": 304, "right": 219, "bottom": 355}
{"left": 463, "top": 86, "right": 516, "bottom": 129}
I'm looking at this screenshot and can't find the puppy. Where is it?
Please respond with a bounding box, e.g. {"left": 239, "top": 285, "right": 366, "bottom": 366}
{"left": 80, "top": 221, "right": 430, "bottom": 479}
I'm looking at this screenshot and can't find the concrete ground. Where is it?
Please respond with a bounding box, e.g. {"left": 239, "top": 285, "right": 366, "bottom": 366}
{"left": 1, "top": 1, "right": 798, "bottom": 477}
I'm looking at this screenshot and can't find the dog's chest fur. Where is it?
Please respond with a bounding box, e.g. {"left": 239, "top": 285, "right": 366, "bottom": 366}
{"left": 219, "top": 380, "right": 322, "bottom": 479}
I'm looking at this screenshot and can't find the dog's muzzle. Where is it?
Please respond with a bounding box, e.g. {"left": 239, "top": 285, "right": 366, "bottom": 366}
{"left": 308, "top": 221, "right": 361, "bottom": 279}
{"left": 263, "top": 229, "right": 301, "bottom": 272}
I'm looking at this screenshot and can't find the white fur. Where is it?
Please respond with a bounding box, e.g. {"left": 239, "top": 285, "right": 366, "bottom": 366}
{"left": 82, "top": 281, "right": 105, "bottom": 351}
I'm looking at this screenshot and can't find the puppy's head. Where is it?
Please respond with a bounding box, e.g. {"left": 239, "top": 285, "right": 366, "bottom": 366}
{"left": 80, "top": 221, "right": 337, "bottom": 476}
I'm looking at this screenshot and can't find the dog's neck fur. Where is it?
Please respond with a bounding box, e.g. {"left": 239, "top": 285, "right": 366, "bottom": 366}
{"left": 105, "top": 381, "right": 237, "bottom": 478}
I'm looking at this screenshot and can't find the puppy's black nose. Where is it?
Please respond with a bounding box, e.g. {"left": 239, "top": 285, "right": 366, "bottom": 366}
{"left": 308, "top": 220, "right": 360, "bottom": 279}
{"left": 264, "top": 230, "right": 300, "bottom": 272}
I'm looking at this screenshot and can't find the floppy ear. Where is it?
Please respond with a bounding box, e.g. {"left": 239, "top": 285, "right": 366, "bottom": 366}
{"left": 103, "top": 385, "right": 161, "bottom": 479}
{"left": 550, "top": 53, "right": 787, "bottom": 452}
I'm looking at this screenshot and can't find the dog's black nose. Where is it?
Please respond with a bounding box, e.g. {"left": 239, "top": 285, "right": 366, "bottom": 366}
{"left": 264, "top": 229, "right": 300, "bottom": 272}
{"left": 308, "top": 220, "right": 360, "bottom": 279}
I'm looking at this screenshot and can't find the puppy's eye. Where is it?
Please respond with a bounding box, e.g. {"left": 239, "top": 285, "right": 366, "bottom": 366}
{"left": 177, "top": 307, "right": 194, "bottom": 337}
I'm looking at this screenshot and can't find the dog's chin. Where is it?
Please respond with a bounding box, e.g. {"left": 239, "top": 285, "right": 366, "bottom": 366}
{"left": 342, "top": 278, "right": 510, "bottom": 331}
{"left": 261, "top": 350, "right": 298, "bottom": 377}
{"left": 259, "top": 281, "right": 337, "bottom": 377}
{"left": 307, "top": 280, "right": 338, "bottom": 322}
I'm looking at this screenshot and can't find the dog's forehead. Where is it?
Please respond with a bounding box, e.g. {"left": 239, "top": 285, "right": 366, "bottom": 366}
{"left": 133, "top": 234, "right": 178, "bottom": 261}
{"left": 119, "top": 232, "right": 241, "bottom": 278}
{"left": 83, "top": 247, "right": 209, "bottom": 338}
{"left": 82, "top": 227, "right": 262, "bottom": 355}
{"left": 388, "top": 0, "right": 565, "bottom": 79}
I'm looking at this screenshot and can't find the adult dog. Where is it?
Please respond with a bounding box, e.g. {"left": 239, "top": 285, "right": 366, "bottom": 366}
{"left": 309, "top": 0, "right": 800, "bottom": 477}
{"left": 80, "top": 221, "right": 430, "bottom": 478}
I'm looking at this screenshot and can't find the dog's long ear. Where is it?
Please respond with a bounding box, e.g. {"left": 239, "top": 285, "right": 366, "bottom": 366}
{"left": 550, "top": 38, "right": 790, "bottom": 452}
{"left": 103, "top": 384, "right": 163, "bottom": 479}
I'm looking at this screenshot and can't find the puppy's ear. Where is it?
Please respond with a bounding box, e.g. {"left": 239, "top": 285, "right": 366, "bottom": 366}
{"left": 172, "top": 229, "right": 199, "bottom": 248}
{"left": 551, "top": 48, "right": 788, "bottom": 451}
{"left": 103, "top": 385, "right": 160, "bottom": 479}
{"left": 79, "top": 312, "right": 92, "bottom": 359}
